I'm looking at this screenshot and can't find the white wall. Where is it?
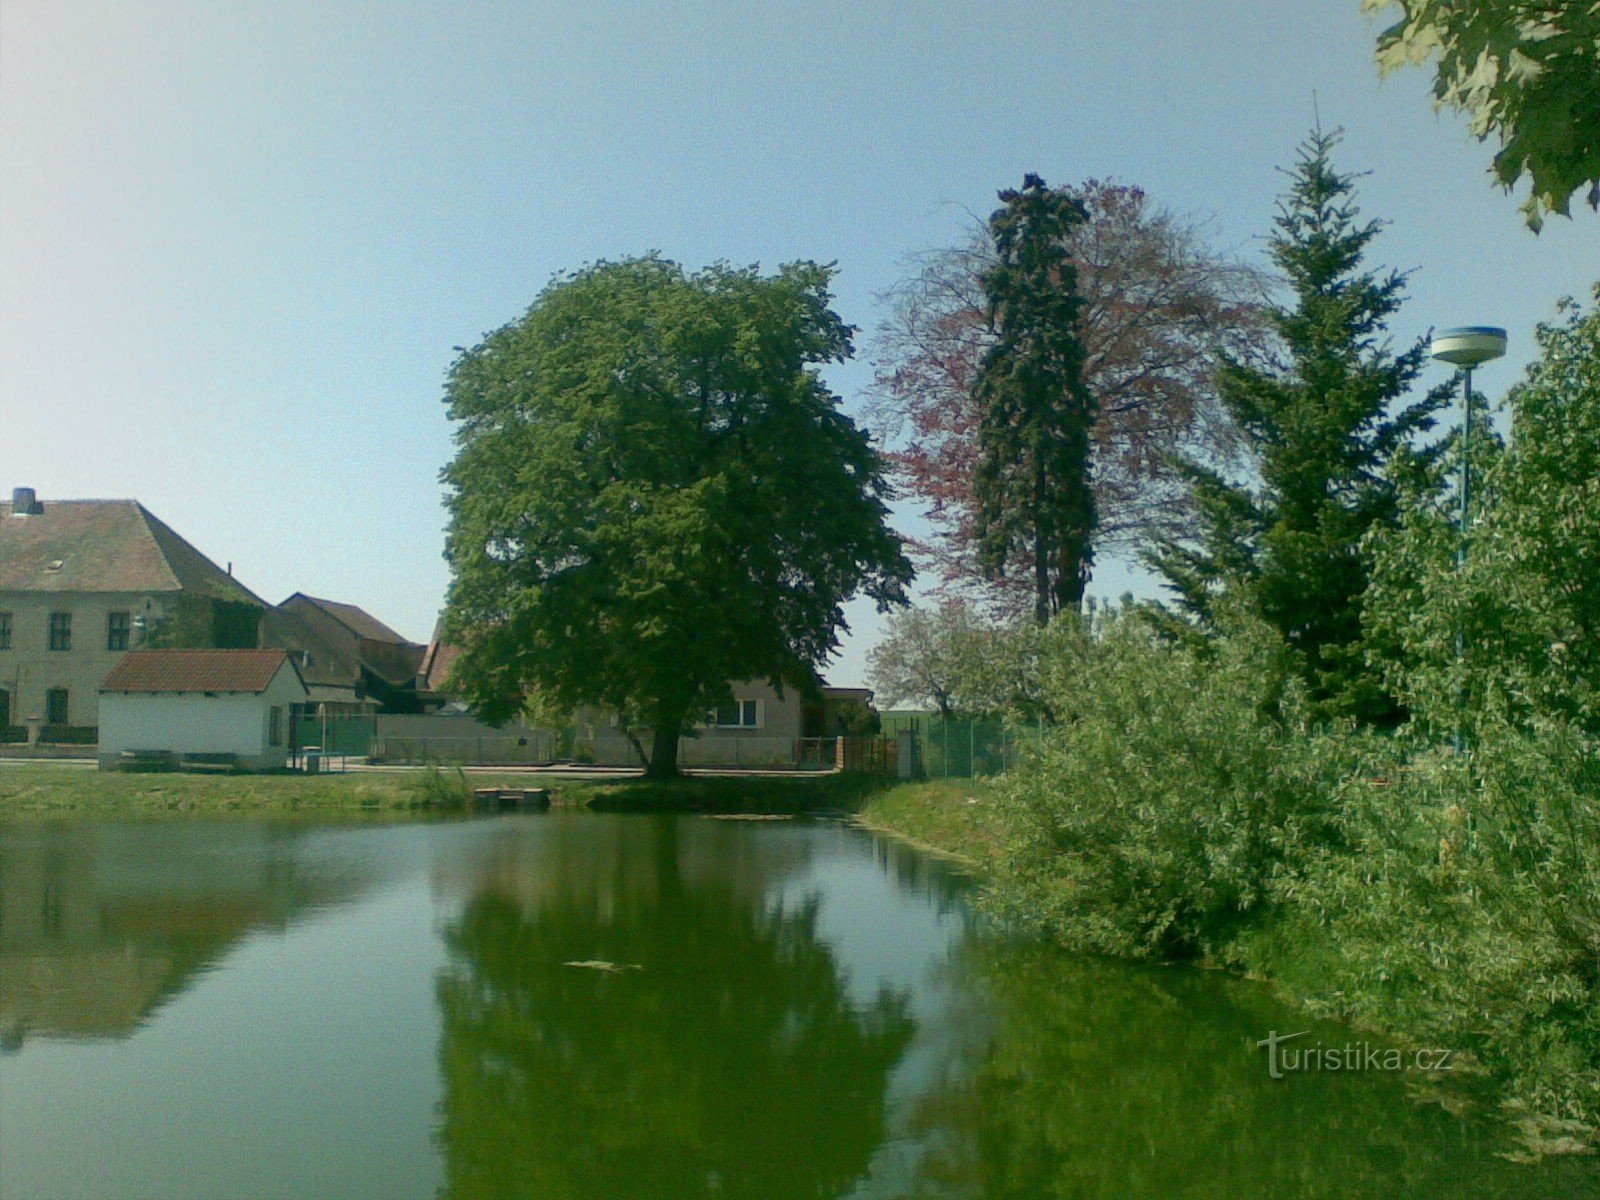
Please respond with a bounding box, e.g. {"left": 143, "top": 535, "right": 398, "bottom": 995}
{"left": 98, "top": 665, "right": 305, "bottom": 768}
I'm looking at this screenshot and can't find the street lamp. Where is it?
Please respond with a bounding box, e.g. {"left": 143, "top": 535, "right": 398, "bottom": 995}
{"left": 1429, "top": 325, "right": 1506, "bottom": 753}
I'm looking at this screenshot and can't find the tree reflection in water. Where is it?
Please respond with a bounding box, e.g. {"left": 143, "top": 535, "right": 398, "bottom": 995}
{"left": 899, "top": 942, "right": 1600, "bottom": 1200}
{"left": 434, "top": 817, "right": 915, "bottom": 1200}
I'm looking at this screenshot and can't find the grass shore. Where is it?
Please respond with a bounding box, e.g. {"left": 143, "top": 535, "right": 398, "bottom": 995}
{"left": 853, "top": 777, "right": 1005, "bottom": 867}
{"left": 0, "top": 761, "right": 892, "bottom": 818}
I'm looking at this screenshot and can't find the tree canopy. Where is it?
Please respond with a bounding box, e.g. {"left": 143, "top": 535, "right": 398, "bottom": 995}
{"left": 1365, "top": 0, "right": 1600, "bottom": 228}
{"left": 870, "top": 180, "right": 1268, "bottom": 614}
{"left": 1368, "top": 286, "right": 1600, "bottom": 737}
{"left": 440, "top": 256, "right": 911, "bottom": 776}
{"left": 971, "top": 175, "right": 1099, "bottom": 622}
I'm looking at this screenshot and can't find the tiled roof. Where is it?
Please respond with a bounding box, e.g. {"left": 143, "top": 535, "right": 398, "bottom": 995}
{"left": 421, "top": 616, "right": 465, "bottom": 693}
{"left": 101, "top": 649, "right": 300, "bottom": 694}
{"left": 286, "top": 593, "right": 412, "bottom": 644}
{"left": 259, "top": 607, "right": 361, "bottom": 688}
{"left": 0, "top": 499, "right": 262, "bottom": 604}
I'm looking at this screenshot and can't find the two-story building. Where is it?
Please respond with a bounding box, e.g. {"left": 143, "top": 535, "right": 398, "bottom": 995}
{"left": 0, "top": 488, "right": 264, "bottom": 744}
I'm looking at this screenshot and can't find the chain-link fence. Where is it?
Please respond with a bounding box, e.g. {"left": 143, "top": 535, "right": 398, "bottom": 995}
{"left": 879, "top": 711, "right": 1045, "bottom": 779}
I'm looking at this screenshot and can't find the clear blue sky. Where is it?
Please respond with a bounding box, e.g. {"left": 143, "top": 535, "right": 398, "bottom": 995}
{"left": 3, "top": 1, "right": 1594, "bottom": 685}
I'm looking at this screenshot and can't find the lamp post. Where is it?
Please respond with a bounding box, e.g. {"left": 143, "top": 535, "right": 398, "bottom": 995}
{"left": 1429, "top": 326, "right": 1507, "bottom": 753}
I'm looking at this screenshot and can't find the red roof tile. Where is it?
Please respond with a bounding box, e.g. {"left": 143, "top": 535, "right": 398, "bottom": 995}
{"left": 420, "top": 614, "right": 465, "bottom": 694}
{"left": 101, "top": 650, "right": 301, "bottom": 694}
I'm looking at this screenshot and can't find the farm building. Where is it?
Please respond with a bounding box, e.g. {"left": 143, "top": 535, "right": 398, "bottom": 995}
{"left": 97, "top": 649, "right": 307, "bottom": 772}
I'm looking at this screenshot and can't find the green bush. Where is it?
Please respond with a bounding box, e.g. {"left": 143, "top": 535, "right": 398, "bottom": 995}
{"left": 1252, "top": 725, "right": 1600, "bottom": 1129}
{"left": 993, "top": 613, "right": 1350, "bottom": 961}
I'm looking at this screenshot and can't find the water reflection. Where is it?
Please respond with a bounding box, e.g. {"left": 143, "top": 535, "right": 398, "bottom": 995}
{"left": 1, "top": 813, "right": 1595, "bottom": 1200}
{"left": 434, "top": 817, "right": 916, "bottom": 1200}
{"left": 898, "top": 942, "right": 1598, "bottom": 1200}
{"left": 0, "top": 820, "right": 374, "bottom": 1047}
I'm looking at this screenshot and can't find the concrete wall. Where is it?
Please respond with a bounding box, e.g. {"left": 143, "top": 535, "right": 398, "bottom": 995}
{"left": 370, "top": 713, "right": 557, "bottom": 764}
{"left": 0, "top": 590, "right": 176, "bottom": 733}
{"left": 97, "top": 665, "right": 306, "bottom": 770}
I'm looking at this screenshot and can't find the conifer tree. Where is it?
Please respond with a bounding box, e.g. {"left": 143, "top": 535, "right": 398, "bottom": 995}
{"left": 1147, "top": 129, "right": 1448, "bottom": 722}
{"left": 972, "top": 175, "right": 1098, "bottom": 624}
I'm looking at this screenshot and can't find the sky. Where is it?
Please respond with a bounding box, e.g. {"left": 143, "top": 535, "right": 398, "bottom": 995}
{"left": 2, "top": 1, "right": 1595, "bottom": 687}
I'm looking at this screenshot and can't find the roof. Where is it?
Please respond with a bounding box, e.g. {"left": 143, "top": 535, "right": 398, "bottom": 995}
{"left": 0, "top": 498, "right": 262, "bottom": 604}
{"left": 420, "top": 615, "right": 465, "bottom": 694}
{"left": 101, "top": 650, "right": 303, "bottom": 695}
{"left": 258, "top": 607, "right": 361, "bottom": 689}
{"left": 822, "top": 686, "right": 875, "bottom": 702}
{"left": 283, "top": 593, "right": 412, "bottom": 644}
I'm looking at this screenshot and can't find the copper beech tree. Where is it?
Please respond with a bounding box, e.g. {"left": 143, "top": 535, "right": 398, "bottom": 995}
{"left": 869, "top": 180, "right": 1270, "bottom": 614}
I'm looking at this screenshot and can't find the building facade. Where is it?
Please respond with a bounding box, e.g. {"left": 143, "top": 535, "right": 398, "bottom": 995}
{"left": 0, "top": 489, "right": 263, "bottom": 743}
{"left": 97, "top": 649, "right": 308, "bottom": 771}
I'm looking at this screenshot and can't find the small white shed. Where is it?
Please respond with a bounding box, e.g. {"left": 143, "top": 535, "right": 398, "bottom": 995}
{"left": 98, "top": 649, "right": 308, "bottom": 771}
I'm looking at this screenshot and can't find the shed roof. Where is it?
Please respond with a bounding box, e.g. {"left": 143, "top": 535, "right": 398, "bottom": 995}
{"left": 0, "top": 498, "right": 262, "bottom": 604}
{"left": 101, "top": 649, "right": 302, "bottom": 695}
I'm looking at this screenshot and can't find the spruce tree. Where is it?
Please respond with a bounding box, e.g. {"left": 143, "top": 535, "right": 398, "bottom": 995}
{"left": 972, "top": 174, "right": 1098, "bottom": 624}
{"left": 1147, "top": 128, "right": 1447, "bottom": 722}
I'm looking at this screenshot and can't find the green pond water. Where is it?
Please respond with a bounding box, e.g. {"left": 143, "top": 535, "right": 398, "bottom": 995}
{"left": 0, "top": 812, "right": 1595, "bottom": 1200}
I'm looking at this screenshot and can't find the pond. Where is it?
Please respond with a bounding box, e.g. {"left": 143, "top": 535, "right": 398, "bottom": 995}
{"left": 0, "top": 812, "right": 1594, "bottom": 1199}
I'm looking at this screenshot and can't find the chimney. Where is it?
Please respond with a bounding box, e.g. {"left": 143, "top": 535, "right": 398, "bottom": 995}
{"left": 11, "top": 487, "right": 38, "bottom": 515}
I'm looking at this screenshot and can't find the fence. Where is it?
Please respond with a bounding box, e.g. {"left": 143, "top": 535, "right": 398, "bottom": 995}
{"left": 295, "top": 712, "right": 376, "bottom": 756}
{"left": 878, "top": 713, "right": 1044, "bottom": 779}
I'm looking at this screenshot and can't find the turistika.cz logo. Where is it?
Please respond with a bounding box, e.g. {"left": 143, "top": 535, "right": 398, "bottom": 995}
{"left": 1256, "top": 1030, "right": 1456, "bottom": 1079}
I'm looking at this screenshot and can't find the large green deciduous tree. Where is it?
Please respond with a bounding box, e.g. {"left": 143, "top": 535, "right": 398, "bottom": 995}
{"left": 440, "top": 256, "right": 911, "bottom": 777}
{"left": 973, "top": 175, "right": 1098, "bottom": 624}
{"left": 1147, "top": 129, "right": 1448, "bottom": 723}
{"left": 1364, "top": 1, "right": 1600, "bottom": 228}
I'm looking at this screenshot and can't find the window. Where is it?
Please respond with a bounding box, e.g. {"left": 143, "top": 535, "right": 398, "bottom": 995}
{"left": 0, "top": 611, "right": 10, "bottom": 650}
{"left": 46, "top": 688, "right": 69, "bottom": 726}
{"left": 107, "top": 611, "right": 130, "bottom": 651}
{"left": 268, "top": 706, "right": 283, "bottom": 747}
{"left": 48, "top": 612, "right": 72, "bottom": 651}
{"left": 714, "top": 699, "right": 761, "bottom": 728}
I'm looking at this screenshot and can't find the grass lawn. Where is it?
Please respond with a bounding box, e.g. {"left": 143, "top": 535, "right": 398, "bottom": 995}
{"left": 0, "top": 761, "right": 898, "bottom": 818}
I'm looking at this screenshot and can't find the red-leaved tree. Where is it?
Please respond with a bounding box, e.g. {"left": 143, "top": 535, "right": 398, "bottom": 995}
{"left": 869, "top": 181, "right": 1272, "bottom": 613}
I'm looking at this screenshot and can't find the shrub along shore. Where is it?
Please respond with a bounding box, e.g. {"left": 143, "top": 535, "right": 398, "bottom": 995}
{"left": 861, "top": 621, "right": 1600, "bottom": 1157}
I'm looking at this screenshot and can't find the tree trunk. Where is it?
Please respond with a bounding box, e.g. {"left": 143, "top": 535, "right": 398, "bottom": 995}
{"left": 646, "top": 713, "right": 684, "bottom": 779}
{"left": 1033, "top": 463, "right": 1051, "bottom": 626}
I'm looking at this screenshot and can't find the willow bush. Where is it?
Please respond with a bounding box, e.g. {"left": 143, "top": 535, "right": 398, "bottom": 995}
{"left": 992, "top": 612, "right": 1352, "bottom": 961}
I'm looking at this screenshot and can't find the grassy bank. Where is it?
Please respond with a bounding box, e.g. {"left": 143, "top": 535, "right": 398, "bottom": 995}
{"left": 854, "top": 778, "right": 1008, "bottom": 867}
{"left": 0, "top": 762, "right": 888, "bottom": 818}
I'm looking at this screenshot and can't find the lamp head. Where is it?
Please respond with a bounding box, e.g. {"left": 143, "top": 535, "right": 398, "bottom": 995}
{"left": 1431, "top": 326, "right": 1507, "bottom": 367}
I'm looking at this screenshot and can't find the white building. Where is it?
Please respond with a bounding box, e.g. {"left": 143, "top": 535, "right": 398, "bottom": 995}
{"left": 97, "top": 650, "right": 308, "bottom": 771}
